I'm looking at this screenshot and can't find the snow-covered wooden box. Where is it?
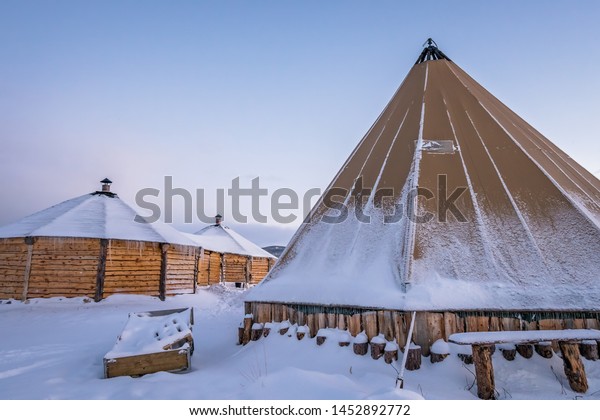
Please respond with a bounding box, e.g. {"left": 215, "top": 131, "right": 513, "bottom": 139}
{"left": 103, "top": 307, "right": 194, "bottom": 378}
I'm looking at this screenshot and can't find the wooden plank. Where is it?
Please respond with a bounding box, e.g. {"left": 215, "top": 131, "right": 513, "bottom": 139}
{"left": 348, "top": 314, "right": 362, "bottom": 337}
{"left": 362, "top": 312, "right": 377, "bottom": 340}
{"left": 104, "top": 348, "right": 190, "bottom": 378}
{"left": 392, "top": 312, "right": 407, "bottom": 348}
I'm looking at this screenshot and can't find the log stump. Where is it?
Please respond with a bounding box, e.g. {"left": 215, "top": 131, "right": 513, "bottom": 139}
{"left": 263, "top": 323, "right": 272, "bottom": 338}
{"left": 430, "top": 339, "right": 449, "bottom": 363}
{"left": 534, "top": 342, "right": 553, "bottom": 359}
{"left": 559, "top": 341, "right": 588, "bottom": 393}
{"left": 472, "top": 344, "right": 496, "bottom": 400}
{"left": 406, "top": 344, "right": 422, "bottom": 371}
{"left": 238, "top": 323, "right": 244, "bottom": 345}
{"left": 338, "top": 332, "right": 351, "bottom": 347}
{"left": 370, "top": 338, "right": 386, "bottom": 360}
{"left": 251, "top": 323, "right": 263, "bottom": 341}
{"left": 430, "top": 352, "right": 448, "bottom": 363}
{"left": 579, "top": 340, "right": 599, "bottom": 361}
{"left": 458, "top": 353, "right": 473, "bottom": 364}
{"left": 384, "top": 342, "right": 398, "bottom": 364}
{"left": 316, "top": 329, "right": 328, "bottom": 346}
{"left": 353, "top": 333, "right": 368, "bottom": 356}
{"left": 516, "top": 344, "right": 533, "bottom": 359}
{"left": 296, "top": 325, "right": 308, "bottom": 341}
{"left": 279, "top": 321, "right": 290, "bottom": 336}
{"left": 499, "top": 344, "right": 517, "bottom": 361}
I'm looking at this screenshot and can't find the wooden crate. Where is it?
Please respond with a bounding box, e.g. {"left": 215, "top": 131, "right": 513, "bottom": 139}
{"left": 103, "top": 307, "right": 194, "bottom": 378}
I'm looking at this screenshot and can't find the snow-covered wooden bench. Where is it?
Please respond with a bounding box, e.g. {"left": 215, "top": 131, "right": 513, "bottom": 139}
{"left": 103, "top": 307, "right": 194, "bottom": 378}
{"left": 449, "top": 329, "right": 600, "bottom": 399}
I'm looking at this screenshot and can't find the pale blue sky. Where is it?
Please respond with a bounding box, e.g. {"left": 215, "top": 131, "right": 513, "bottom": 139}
{"left": 1, "top": 1, "right": 599, "bottom": 245}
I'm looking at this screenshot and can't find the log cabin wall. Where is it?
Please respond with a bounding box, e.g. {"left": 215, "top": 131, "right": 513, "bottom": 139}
{"left": 103, "top": 239, "right": 162, "bottom": 297}
{"left": 223, "top": 254, "right": 248, "bottom": 283}
{"left": 250, "top": 257, "right": 272, "bottom": 285}
{"left": 27, "top": 237, "right": 100, "bottom": 298}
{"left": 165, "top": 245, "right": 197, "bottom": 295}
{"left": 244, "top": 302, "right": 600, "bottom": 355}
{"left": 0, "top": 238, "right": 29, "bottom": 299}
{"left": 0, "top": 237, "right": 202, "bottom": 300}
{"left": 196, "top": 250, "right": 211, "bottom": 286}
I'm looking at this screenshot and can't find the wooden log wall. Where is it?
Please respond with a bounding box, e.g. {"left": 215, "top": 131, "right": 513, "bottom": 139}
{"left": 223, "top": 254, "right": 248, "bottom": 283}
{"left": 0, "top": 238, "right": 28, "bottom": 299}
{"left": 250, "top": 257, "right": 273, "bottom": 285}
{"left": 103, "top": 240, "right": 162, "bottom": 297}
{"left": 244, "top": 302, "right": 600, "bottom": 355}
{"left": 165, "top": 246, "right": 197, "bottom": 295}
{"left": 196, "top": 252, "right": 275, "bottom": 286}
{"left": 27, "top": 237, "right": 100, "bottom": 298}
{"left": 0, "top": 237, "right": 200, "bottom": 300}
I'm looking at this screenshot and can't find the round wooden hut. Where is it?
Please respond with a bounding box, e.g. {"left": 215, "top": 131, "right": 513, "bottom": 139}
{"left": 0, "top": 179, "right": 201, "bottom": 301}
{"left": 185, "top": 216, "right": 276, "bottom": 288}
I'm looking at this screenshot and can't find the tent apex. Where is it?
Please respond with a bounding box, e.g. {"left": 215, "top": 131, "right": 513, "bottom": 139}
{"left": 415, "top": 38, "right": 451, "bottom": 64}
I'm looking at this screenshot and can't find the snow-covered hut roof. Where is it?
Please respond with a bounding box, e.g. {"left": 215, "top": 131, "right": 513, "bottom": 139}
{"left": 0, "top": 192, "right": 197, "bottom": 247}
{"left": 185, "top": 224, "right": 275, "bottom": 258}
{"left": 247, "top": 41, "right": 600, "bottom": 312}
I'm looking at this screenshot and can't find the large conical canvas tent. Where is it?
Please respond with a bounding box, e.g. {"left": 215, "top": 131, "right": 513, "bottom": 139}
{"left": 244, "top": 40, "right": 600, "bottom": 353}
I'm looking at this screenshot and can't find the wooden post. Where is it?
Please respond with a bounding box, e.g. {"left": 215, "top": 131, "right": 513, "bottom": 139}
{"left": 94, "top": 238, "right": 108, "bottom": 302}
{"left": 245, "top": 256, "right": 251, "bottom": 287}
{"left": 219, "top": 253, "right": 224, "bottom": 283}
{"left": 472, "top": 344, "right": 496, "bottom": 400}
{"left": 242, "top": 314, "right": 253, "bottom": 345}
{"left": 206, "top": 251, "right": 212, "bottom": 285}
{"left": 193, "top": 247, "right": 201, "bottom": 294}
{"left": 159, "top": 243, "right": 169, "bottom": 301}
{"left": 22, "top": 237, "right": 36, "bottom": 301}
{"left": 559, "top": 341, "right": 588, "bottom": 393}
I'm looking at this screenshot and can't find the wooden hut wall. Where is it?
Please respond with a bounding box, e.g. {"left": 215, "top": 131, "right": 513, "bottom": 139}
{"left": 165, "top": 246, "right": 197, "bottom": 295}
{"left": 0, "top": 238, "right": 29, "bottom": 299}
{"left": 223, "top": 254, "right": 248, "bottom": 283}
{"left": 103, "top": 240, "right": 162, "bottom": 297}
{"left": 244, "top": 302, "right": 600, "bottom": 355}
{"left": 250, "top": 257, "right": 272, "bottom": 285}
{"left": 27, "top": 237, "right": 100, "bottom": 298}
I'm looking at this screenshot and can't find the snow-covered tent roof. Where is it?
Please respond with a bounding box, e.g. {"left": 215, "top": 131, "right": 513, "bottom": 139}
{"left": 0, "top": 191, "right": 197, "bottom": 247}
{"left": 247, "top": 40, "right": 600, "bottom": 312}
{"left": 185, "top": 224, "right": 275, "bottom": 258}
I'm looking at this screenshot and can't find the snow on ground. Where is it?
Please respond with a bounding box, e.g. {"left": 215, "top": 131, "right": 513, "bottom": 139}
{"left": 1, "top": 286, "right": 599, "bottom": 400}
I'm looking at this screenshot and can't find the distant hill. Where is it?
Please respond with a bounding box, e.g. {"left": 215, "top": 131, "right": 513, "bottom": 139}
{"left": 262, "top": 245, "right": 285, "bottom": 258}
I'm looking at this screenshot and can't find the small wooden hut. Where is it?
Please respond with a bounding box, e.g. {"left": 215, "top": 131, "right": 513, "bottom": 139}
{"left": 185, "top": 216, "right": 276, "bottom": 287}
{"left": 0, "top": 179, "right": 200, "bottom": 301}
{"left": 244, "top": 40, "right": 600, "bottom": 355}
